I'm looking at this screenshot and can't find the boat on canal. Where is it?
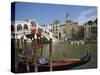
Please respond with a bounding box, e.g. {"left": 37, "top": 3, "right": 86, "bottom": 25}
{"left": 17, "top": 52, "right": 91, "bottom": 73}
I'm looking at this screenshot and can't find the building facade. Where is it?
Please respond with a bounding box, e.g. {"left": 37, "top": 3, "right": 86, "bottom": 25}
{"left": 84, "top": 20, "right": 97, "bottom": 40}
{"left": 51, "top": 20, "right": 60, "bottom": 39}
{"left": 41, "top": 24, "right": 51, "bottom": 32}
{"left": 59, "top": 24, "right": 66, "bottom": 40}
{"left": 65, "top": 14, "right": 79, "bottom": 40}
{"left": 66, "top": 14, "right": 72, "bottom": 39}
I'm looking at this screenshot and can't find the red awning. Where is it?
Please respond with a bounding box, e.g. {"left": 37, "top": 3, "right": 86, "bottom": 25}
{"left": 31, "top": 28, "right": 41, "bottom": 35}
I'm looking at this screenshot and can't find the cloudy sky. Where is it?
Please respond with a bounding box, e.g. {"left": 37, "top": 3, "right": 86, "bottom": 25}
{"left": 12, "top": 2, "right": 97, "bottom": 25}
{"left": 77, "top": 8, "right": 97, "bottom": 25}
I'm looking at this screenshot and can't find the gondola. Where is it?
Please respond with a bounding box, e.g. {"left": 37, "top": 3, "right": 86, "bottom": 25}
{"left": 31, "top": 53, "right": 91, "bottom": 71}
{"left": 17, "top": 52, "right": 91, "bottom": 73}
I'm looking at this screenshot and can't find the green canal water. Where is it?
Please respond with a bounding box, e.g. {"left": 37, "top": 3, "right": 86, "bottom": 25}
{"left": 42, "top": 43, "right": 97, "bottom": 70}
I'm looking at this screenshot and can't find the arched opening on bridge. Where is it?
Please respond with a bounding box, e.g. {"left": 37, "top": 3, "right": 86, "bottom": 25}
{"left": 24, "top": 24, "right": 28, "bottom": 30}
{"left": 17, "top": 24, "right": 22, "bottom": 31}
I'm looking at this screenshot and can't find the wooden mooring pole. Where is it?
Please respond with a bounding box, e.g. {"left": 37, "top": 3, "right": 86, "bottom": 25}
{"left": 49, "top": 39, "right": 52, "bottom": 71}
{"left": 15, "top": 39, "right": 20, "bottom": 72}
{"left": 34, "top": 34, "right": 38, "bottom": 72}
{"left": 41, "top": 36, "right": 43, "bottom": 57}
{"left": 24, "top": 38, "right": 30, "bottom": 72}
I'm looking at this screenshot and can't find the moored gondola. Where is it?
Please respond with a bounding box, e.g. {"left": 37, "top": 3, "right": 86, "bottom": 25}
{"left": 16, "top": 52, "right": 91, "bottom": 73}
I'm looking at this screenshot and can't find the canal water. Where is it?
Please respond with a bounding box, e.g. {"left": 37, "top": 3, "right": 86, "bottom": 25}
{"left": 42, "top": 42, "right": 97, "bottom": 70}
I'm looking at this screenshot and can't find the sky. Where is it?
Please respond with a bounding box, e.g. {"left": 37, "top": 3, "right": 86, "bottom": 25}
{"left": 13, "top": 2, "right": 97, "bottom": 25}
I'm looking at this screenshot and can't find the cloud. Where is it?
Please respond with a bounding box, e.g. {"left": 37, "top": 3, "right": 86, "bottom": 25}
{"left": 77, "top": 8, "right": 97, "bottom": 25}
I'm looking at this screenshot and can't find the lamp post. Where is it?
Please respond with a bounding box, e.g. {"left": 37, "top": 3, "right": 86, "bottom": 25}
{"left": 23, "top": 35, "right": 30, "bottom": 72}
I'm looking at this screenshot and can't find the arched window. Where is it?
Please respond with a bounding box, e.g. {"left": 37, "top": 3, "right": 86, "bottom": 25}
{"left": 24, "top": 24, "right": 28, "bottom": 30}
{"left": 17, "top": 24, "right": 22, "bottom": 31}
